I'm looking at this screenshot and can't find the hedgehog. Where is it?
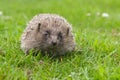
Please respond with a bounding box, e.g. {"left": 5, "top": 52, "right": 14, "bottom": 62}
{"left": 21, "top": 14, "right": 76, "bottom": 57}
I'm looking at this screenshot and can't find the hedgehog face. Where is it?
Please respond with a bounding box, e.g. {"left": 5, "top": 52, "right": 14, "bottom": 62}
{"left": 35, "top": 21, "right": 70, "bottom": 52}
{"left": 41, "top": 30, "right": 63, "bottom": 48}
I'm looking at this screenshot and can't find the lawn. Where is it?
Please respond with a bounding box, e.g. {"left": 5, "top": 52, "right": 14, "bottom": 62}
{"left": 0, "top": 0, "right": 120, "bottom": 80}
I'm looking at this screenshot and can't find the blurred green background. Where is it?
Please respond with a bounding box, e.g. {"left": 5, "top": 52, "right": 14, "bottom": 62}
{"left": 0, "top": 0, "right": 120, "bottom": 80}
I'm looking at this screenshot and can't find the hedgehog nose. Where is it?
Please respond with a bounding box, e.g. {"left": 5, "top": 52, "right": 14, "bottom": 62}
{"left": 52, "top": 41, "right": 57, "bottom": 46}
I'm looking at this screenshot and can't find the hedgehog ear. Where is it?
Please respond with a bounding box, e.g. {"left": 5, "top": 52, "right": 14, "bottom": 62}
{"left": 37, "top": 23, "right": 41, "bottom": 32}
{"left": 66, "top": 28, "right": 70, "bottom": 36}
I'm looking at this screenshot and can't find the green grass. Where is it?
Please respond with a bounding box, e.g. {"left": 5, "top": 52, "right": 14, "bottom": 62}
{"left": 0, "top": 0, "right": 120, "bottom": 80}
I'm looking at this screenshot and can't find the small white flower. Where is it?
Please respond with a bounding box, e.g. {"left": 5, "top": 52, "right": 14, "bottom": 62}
{"left": 1, "top": 15, "right": 12, "bottom": 20}
{"left": 102, "top": 13, "right": 109, "bottom": 18}
{"left": 0, "top": 11, "right": 3, "bottom": 16}
{"left": 86, "top": 13, "right": 91, "bottom": 16}
{"left": 96, "top": 12, "right": 100, "bottom": 16}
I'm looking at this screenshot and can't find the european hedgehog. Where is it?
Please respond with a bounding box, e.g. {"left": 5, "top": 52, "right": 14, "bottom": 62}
{"left": 21, "top": 14, "right": 76, "bottom": 57}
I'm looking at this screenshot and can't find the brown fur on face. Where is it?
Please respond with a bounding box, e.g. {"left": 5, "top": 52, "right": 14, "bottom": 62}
{"left": 21, "top": 14, "right": 76, "bottom": 57}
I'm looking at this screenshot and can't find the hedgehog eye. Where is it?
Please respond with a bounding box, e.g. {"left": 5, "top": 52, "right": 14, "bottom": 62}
{"left": 58, "top": 32, "right": 63, "bottom": 40}
{"left": 44, "top": 31, "right": 50, "bottom": 37}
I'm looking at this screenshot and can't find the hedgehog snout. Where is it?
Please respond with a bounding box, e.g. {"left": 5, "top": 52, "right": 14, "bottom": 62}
{"left": 52, "top": 41, "right": 57, "bottom": 46}
{"left": 50, "top": 36, "right": 58, "bottom": 46}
